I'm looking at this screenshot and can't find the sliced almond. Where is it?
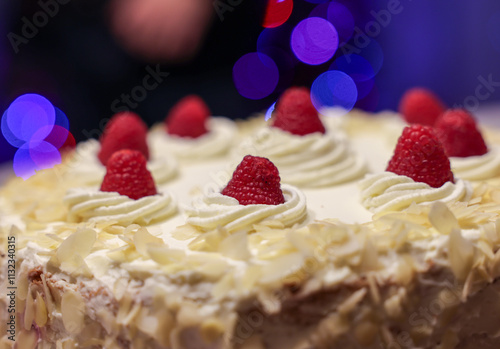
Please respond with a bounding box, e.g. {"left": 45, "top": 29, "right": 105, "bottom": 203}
{"left": 448, "top": 228, "right": 475, "bottom": 282}
{"left": 61, "top": 290, "right": 86, "bottom": 335}
{"left": 429, "top": 202, "right": 459, "bottom": 235}
{"left": 35, "top": 292, "right": 48, "bottom": 327}
{"left": 133, "top": 228, "right": 164, "bottom": 256}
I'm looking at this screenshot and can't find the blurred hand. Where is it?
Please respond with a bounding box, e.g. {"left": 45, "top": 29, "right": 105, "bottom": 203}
{"left": 108, "top": 0, "right": 213, "bottom": 62}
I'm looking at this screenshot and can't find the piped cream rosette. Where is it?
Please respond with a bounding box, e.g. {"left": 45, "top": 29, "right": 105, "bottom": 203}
{"left": 235, "top": 127, "right": 367, "bottom": 187}
{"left": 183, "top": 184, "right": 307, "bottom": 233}
{"left": 148, "top": 117, "right": 236, "bottom": 161}
{"left": 64, "top": 188, "right": 177, "bottom": 226}
{"left": 359, "top": 172, "right": 473, "bottom": 214}
{"left": 449, "top": 146, "right": 500, "bottom": 181}
{"left": 66, "top": 139, "right": 178, "bottom": 185}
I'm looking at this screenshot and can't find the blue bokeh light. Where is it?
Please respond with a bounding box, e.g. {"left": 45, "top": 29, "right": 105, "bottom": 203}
{"left": 233, "top": 52, "right": 279, "bottom": 99}
{"left": 1, "top": 93, "right": 71, "bottom": 179}
{"left": 356, "top": 39, "right": 384, "bottom": 77}
{"left": 330, "top": 54, "right": 375, "bottom": 99}
{"left": 3, "top": 94, "right": 55, "bottom": 146}
{"left": 291, "top": 17, "right": 339, "bottom": 65}
{"left": 265, "top": 102, "right": 277, "bottom": 121}
{"left": 331, "top": 54, "right": 375, "bottom": 81}
{"left": 13, "top": 145, "right": 37, "bottom": 180}
{"left": 309, "top": 2, "right": 355, "bottom": 45}
{"left": 311, "top": 70, "right": 358, "bottom": 115}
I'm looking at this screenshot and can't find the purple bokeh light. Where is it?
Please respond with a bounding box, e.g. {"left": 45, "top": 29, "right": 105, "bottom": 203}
{"left": 233, "top": 52, "right": 279, "bottom": 99}
{"left": 311, "top": 70, "right": 358, "bottom": 115}
{"left": 29, "top": 140, "right": 62, "bottom": 170}
{"left": 2, "top": 94, "right": 71, "bottom": 179}
{"left": 2, "top": 94, "right": 56, "bottom": 147}
{"left": 309, "top": 2, "right": 355, "bottom": 45}
{"left": 291, "top": 17, "right": 339, "bottom": 65}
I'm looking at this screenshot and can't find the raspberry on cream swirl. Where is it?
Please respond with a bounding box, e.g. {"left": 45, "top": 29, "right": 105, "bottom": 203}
{"left": 66, "top": 139, "right": 178, "bottom": 185}
{"left": 450, "top": 146, "right": 500, "bottom": 181}
{"left": 359, "top": 172, "right": 472, "bottom": 214}
{"left": 148, "top": 118, "right": 236, "bottom": 161}
{"left": 236, "top": 127, "right": 367, "bottom": 187}
{"left": 183, "top": 184, "right": 307, "bottom": 233}
{"left": 64, "top": 188, "right": 177, "bottom": 225}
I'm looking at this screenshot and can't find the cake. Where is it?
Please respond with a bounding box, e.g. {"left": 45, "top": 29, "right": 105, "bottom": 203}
{"left": 1, "top": 89, "right": 500, "bottom": 349}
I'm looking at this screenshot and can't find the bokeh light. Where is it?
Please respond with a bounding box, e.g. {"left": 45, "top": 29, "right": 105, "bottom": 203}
{"left": 331, "top": 54, "right": 375, "bottom": 99}
{"left": 331, "top": 54, "right": 375, "bottom": 81}
{"left": 265, "top": 102, "right": 277, "bottom": 121}
{"left": 355, "top": 39, "right": 384, "bottom": 76}
{"left": 311, "top": 70, "right": 358, "bottom": 115}
{"left": 2, "top": 94, "right": 55, "bottom": 147}
{"left": 263, "top": 0, "right": 294, "bottom": 28}
{"left": 28, "top": 141, "right": 62, "bottom": 170}
{"left": 13, "top": 145, "right": 37, "bottom": 180}
{"left": 1, "top": 93, "right": 71, "bottom": 179}
{"left": 291, "top": 17, "right": 339, "bottom": 65}
{"left": 233, "top": 52, "right": 279, "bottom": 99}
{"left": 309, "top": 2, "right": 355, "bottom": 45}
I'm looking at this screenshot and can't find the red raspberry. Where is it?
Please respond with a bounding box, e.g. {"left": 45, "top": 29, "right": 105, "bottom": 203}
{"left": 272, "top": 87, "right": 326, "bottom": 136}
{"left": 100, "top": 149, "right": 157, "bottom": 200}
{"left": 434, "top": 109, "right": 488, "bottom": 158}
{"left": 165, "top": 95, "right": 210, "bottom": 138}
{"left": 221, "top": 155, "right": 285, "bottom": 205}
{"left": 399, "top": 87, "right": 446, "bottom": 126}
{"left": 386, "top": 125, "right": 454, "bottom": 188}
{"left": 98, "top": 112, "right": 149, "bottom": 165}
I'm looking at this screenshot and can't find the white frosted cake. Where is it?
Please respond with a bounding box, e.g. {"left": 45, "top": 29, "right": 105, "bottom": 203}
{"left": 1, "top": 89, "right": 500, "bottom": 349}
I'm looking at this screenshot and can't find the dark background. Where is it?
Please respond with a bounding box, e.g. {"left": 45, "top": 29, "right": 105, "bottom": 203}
{"left": 1, "top": 0, "right": 500, "bottom": 164}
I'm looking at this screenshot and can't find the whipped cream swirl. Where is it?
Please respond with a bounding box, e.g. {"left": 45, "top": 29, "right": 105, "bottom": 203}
{"left": 450, "top": 146, "right": 500, "bottom": 181}
{"left": 236, "top": 127, "right": 367, "bottom": 187}
{"left": 183, "top": 184, "right": 307, "bottom": 233}
{"left": 149, "top": 117, "right": 236, "bottom": 161}
{"left": 64, "top": 188, "right": 177, "bottom": 225}
{"left": 66, "top": 139, "right": 177, "bottom": 185}
{"left": 359, "top": 172, "right": 472, "bottom": 214}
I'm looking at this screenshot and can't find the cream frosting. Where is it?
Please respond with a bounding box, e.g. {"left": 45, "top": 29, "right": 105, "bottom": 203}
{"left": 66, "top": 139, "right": 178, "bottom": 185}
{"left": 359, "top": 172, "right": 473, "bottom": 214}
{"left": 450, "top": 146, "right": 500, "bottom": 181}
{"left": 183, "top": 184, "right": 307, "bottom": 233}
{"left": 64, "top": 188, "right": 177, "bottom": 225}
{"left": 235, "top": 127, "right": 367, "bottom": 187}
{"left": 148, "top": 117, "right": 236, "bottom": 161}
